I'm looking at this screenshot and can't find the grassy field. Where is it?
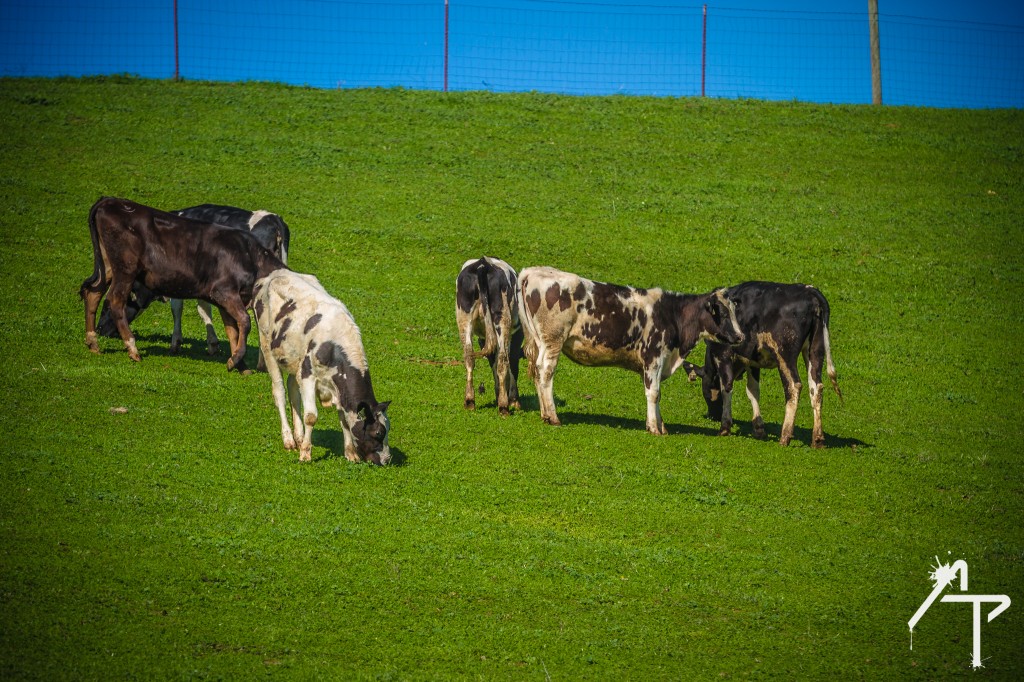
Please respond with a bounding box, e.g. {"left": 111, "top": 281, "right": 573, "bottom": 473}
{"left": 1, "top": 77, "right": 1022, "bottom": 679}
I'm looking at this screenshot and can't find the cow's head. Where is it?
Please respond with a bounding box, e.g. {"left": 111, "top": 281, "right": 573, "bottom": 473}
{"left": 683, "top": 351, "right": 724, "bottom": 420}
{"left": 701, "top": 289, "right": 744, "bottom": 346}
{"left": 352, "top": 401, "right": 392, "bottom": 465}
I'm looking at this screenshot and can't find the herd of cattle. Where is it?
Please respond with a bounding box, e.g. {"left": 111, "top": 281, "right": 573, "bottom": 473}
{"left": 80, "top": 196, "right": 842, "bottom": 466}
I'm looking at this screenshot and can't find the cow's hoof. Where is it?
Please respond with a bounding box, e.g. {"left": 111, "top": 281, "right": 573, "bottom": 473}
{"left": 779, "top": 437, "right": 792, "bottom": 447}
{"left": 543, "top": 416, "right": 561, "bottom": 426}
{"left": 207, "top": 344, "right": 220, "bottom": 356}
{"left": 87, "top": 344, "right": 100, "bottom": 355}
{"left": 752, "top": 428, "right": 767, "bottom": 441}
{"left": 299, "top": 450, "right": 312, "bottom": 463}
{"left": 128, "top": 352, "right": 141, "bottom": 362}
{"left": 464, "top": 399, "right": 476, "bottom": 410}
{"left": 169, "top": 344, "right": 180, "bottom": 356}
{"left": 510, "top": 400, "right": 521, "bottom": 410}
{"left": 718, "top": 427, "right": 731, "bottom": 437}
{"left": 811, "top": 438, "right": 826, "bottom": 449}
{"left": 499, "top": 406, "right": 510, "bottom": 417}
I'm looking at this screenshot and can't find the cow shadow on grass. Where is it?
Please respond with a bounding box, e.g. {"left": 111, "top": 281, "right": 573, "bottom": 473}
{"left": 311, "top": 429, "right": 408, "bottom": 466}
{"left": 726, "top": 421, "right": 871, "bottom": 450}
{"left": 554, "top": 410, "right": 722, "bottom": 437}
{"left": 131, "top": 333, "right": 262, "bottom": 369}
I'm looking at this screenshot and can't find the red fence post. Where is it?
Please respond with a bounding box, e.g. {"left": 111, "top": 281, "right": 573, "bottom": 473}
{"left": 701, "top": 4, "right": 707, "bottom": 97}
{"left": 174, "top": 0, "right": 180, "bottom": 80}
{"left": 444, "top": 0, "right": 449, "bottom": 92}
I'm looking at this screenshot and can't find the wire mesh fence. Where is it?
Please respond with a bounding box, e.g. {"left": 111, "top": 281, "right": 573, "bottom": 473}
{"left": 1, "top": 0, "right": 1021, "bottom": 108}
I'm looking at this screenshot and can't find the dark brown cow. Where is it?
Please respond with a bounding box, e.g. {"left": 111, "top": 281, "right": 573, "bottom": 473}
{"left": 79, "top": 197, "right": 286, "bottom": 373}
{"left": 519, "top": 266, "right": 744, "bottom": 435}
{"left": 683, "top": 281, "right": 841, "bottom": 447}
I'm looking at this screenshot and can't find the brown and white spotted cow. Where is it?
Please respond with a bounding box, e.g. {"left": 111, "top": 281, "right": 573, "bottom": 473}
{"left": 455, "top": 257, "right": 523, "bottom": 415}
{"left": 518, "top": 266, "right": 744, "bottom": 435}
{"left": 80, "top": 197, "right": 286, "bottom": 373}
{"left": 253, "top": 269, "right": 391, "bottom": 464}
{"left": 683, "top": 281, "right": 842, "bottom": 448}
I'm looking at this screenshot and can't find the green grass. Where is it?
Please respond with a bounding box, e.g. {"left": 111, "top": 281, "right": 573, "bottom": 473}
{"left": 1, "top": 76, "right": 1022, "bottom": 679}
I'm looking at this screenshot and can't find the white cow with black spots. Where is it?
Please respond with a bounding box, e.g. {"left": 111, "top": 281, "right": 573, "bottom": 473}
{"left": 518, "top": 266, "right": 744, "bottom": 435}
{"left": 253, "top": 269, "right": 391, "bottom": 464}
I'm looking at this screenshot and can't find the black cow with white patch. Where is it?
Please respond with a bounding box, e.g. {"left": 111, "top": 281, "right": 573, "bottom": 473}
{"left": 683, "top": 281, "right": 841, "bottom": 448}
{"left": 455, "top": 257, "right": 523, "bottom": 415}
{"left": 253, "top": 269, "right": 391, "bottom": 464}
{"left": 518, "top": 266, "right": 744, "bottom": 435}
{"left": 97, "top": 204, "right": 290, "bottom": 358}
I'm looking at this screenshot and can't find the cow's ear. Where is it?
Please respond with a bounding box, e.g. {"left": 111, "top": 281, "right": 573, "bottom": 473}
{"left": 704, "top": 299, "right": 714, "bottom": 314}
{"left": 376, "top": 401, "right": 391, "bottom": 414}
{"left": 357, "top": 401, "right": 372, "bottom": 421}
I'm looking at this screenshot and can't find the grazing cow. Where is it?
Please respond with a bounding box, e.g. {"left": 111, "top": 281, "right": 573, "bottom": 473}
{"left": 96, "top": 203, "right": 291, "bottom": 358}
{"left": 253, "top": 269, "right": 392, "bottom": 464}
{"left": 80, "top": 197, "right": 286, "bottom": 373}
{"left": 455, "top": 257, "right": 523, "bottom": 415}
{"left": 682, "top": 281, "right": 841, "bottom": 448}
{"left": 518, "top": 266, "right": 744, "bottom": 435}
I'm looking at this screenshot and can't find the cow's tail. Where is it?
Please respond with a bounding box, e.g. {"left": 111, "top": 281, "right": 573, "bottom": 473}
{"left": 471, "top": 259, "right": 499, "bottom": 359}
{"left": 79, "top": 197, "right": 109, "bottom": 299}
{"left": 816, "top": 292, "right": 843, "bottom": 404}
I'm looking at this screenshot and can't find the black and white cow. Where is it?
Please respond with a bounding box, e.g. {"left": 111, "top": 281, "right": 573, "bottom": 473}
{"left": 253, "top": 269, "right": 391, "bottom": 464}
{"left": 683, "top": 281, "right": 842, "bottom": 448}
{"left": 97, "top": 204, "right": 290, "bottom": 358}
{"left": 518, "top": 266, "right": 744, "bottom": 435}
{"left": 455, "top": 257, "right": 523, "bottom": 415}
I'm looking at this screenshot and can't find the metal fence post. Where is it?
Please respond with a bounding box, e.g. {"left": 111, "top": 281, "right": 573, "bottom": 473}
{"left": 869, "top": 0, "right": 882, "bottom": 104}
{"left": 702, "top": 4, "right": 707, "bottom": 97}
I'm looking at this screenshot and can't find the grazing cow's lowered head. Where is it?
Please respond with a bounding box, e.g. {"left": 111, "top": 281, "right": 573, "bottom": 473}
{"left": 684, "top": 281, "right": 841, "bottom": 448}
{"left": 254, "top": 269, "right": 392, "bottom": 464}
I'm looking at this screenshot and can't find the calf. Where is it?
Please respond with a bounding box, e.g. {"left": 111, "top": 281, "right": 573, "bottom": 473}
{"left": 455, "top": 257, "right": 523, "bottom": 415}
{"left": 683, "top": 281, "right": 841, "bottom": 448}
{"left": 518, "top": 266, "right": 743, "bottom": 435}
{"left": 96, "top": 203, "right": 291, "bottom": 357}
{"left": 253, "top": 269, "right": 391, "bottom": 464}
{"left": 80, "top": 197, "right": 285, "bottom": 373}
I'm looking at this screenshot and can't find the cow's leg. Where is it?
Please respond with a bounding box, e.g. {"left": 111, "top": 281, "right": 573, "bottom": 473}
{"left": 196, "top": 300, "right": 220, "bottom": 356}
{"left": 459, "top": 312, "right": 477, "bottom": 409}
{"left": 777, "top": 352, "right": 803, "bottom": 447}
{"left": 746, "top": 367, "right": 767, "bottom": 440}
{"left": 217, "top": 301, "right": 251, "bottom": 374}
{"left": 508, "top": 325, "right": 524, "bottom": 411}
{"left": 643, "top": 366, "right": 667, "bottom": 435}
{"left": 83, "top": 286, "right": 107, "bottom": 354}
{"left": 265, "top": 354, "right": 297, "bottom": 452}
{"left": 169, "top": 298, "right": 184, "bottom": 354}
{"left": 716, "top": 362, "right": 736, "bottom": 436}
{"left": 296, "top": 376, "right": 319, "bottom": 462}
{"left": 491, "top": 331, "right": 512, "bottom": 417}
{"left": 107, "top": 277, "right": 141, "bottom": 362}
{"left": 286, "top": 375, "right": 309, "bottom": 461}
{"left": 805, "top": 340, "right": 826, "bottom": 449}
{"left": 340, "top": 410, "right": 360, "bottom": 462}
{"left": 533, "top": 339, "right": 562, "bottom": 426}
